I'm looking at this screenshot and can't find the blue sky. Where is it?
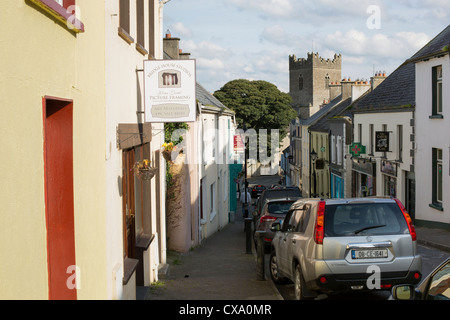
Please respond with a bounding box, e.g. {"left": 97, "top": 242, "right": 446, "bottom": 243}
{"left": 163, "top": 0, "right": 449, "bottom": 94}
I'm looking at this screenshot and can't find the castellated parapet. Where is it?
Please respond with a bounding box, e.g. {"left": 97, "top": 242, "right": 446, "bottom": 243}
{"left": 289, "top": 52, "right": 342, "bottom": 70}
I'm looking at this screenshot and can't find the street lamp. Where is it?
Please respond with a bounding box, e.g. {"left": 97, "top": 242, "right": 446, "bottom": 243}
{"left": 243, "top": 124, "right": 249, "bottom": 218}
{"left": 310, "top": 149, "right": 318, "bottom": 197}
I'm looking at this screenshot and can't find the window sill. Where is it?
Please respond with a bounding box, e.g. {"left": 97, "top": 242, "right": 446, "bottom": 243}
{"left": 122, "top": 257, "right": 139, "bottom": 285}
{"left": 29, "top": 0, "right": 85, "bottom": 33}
{"left": 136, "top": 43, "right": 149, "bottom": 56}
{"left": 429, "top": 114, "right": 444, "bottom": 119}
{"left": 429, "top": 203, "right": 444, "bottom": 212}
{"left": 118, "top": 27, "right": 134, "bottom": 45}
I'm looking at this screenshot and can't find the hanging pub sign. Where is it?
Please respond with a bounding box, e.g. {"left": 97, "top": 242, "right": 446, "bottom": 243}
{"left": 144, "top": 59, "right": 196, "bottom": 123}
{"left": 376, "top": 131, "right": 390, "bottom": 152}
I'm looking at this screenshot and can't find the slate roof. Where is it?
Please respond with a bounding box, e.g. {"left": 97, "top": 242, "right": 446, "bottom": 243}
{"left": 352, "top": 24, "right": 450, "bottom": 114}
{"left": 300, "top": 94, "right": 344, "bottom": 127}
{"left": 309, "top": 97, "right": 353, "bottom": 132}
{"left": 352, "top": 61, "right": 415, "bottom": 113}
{"left": 409, "top": 24, "right": 450, "bottom": 62}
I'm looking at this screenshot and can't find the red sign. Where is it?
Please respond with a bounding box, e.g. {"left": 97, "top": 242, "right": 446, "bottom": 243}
{"left": 234, "top": 135, "right": 244, "bottom": 152}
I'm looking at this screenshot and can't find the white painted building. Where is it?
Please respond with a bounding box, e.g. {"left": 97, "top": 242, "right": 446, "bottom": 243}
{"left": 414, "top": 25, "right": 450, "bottom": 229}
{"left": 105, "top": 0, "right": 167, "bottom": 299}
{"left": 352, "top": 61, "right": 416, "bottom": 216}
{"left": 199, "top": 86, "right": 235, "bottom": 240}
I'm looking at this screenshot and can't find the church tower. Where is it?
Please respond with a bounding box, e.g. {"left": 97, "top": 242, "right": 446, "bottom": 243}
{"left": 289, "top": 52, "right": 342, "bottom": 119}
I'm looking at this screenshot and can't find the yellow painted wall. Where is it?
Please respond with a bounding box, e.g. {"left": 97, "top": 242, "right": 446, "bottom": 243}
{"left": 0, "top": 0, "right": 107, "bottom": 299}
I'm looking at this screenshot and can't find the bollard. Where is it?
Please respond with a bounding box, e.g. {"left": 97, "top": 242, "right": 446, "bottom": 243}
{"left": 256, "top": 231, "right": 266, "bottom": 281}
{"left": 245, "top": 218, "right": 253, "bottom": 254}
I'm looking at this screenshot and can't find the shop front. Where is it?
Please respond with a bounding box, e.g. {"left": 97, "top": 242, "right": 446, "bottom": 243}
{"left": 352, "top": 158, "right": 376, "bottom": 197}
{"left": 381, "top": 160, "right": 397, "bottom": 198}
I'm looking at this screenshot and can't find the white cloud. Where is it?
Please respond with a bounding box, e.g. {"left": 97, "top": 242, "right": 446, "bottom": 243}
{"left": 196, "top": 58, "right": 225, "bottom": 70}
{"left": 324, "top": 29, "right": 430, "bottom": 59}
{"left": 169, "top": 22, "right": 192, "bottom": 38}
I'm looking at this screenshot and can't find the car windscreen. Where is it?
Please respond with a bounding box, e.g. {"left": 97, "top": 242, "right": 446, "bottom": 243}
{"left": 267, "top": 201, "right": 295, "bottom": 215}
{"left": 324, "top": 203, "right": 409, "bottom": 237}
{"left": 262, "top": 189, "right": 302, "bottom": 202}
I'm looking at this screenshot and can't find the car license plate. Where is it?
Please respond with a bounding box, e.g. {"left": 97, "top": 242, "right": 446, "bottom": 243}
{"left": 351, "top": 249, "right": 388, "bottom": 259}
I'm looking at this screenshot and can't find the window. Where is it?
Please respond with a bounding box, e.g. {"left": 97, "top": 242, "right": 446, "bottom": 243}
{"left": 432, "top": 148, "right": 443, "bottom": 207}
{"left": 369, "top": 124, "right": 374, "bottom": 155}
{"left": 299, "top": 75, "right": 304, "bottom": 91}
{"left": 119, "top": 0, "right": 134, "bottom": 44}
{"left": 324, "top": 203, "right": 408, "bottom": 237}
{"left": 358, "top": 124, "right": 362, "bottom": 144}
{"left": 325, "top": 74, "right": 330, "bottom": 89}
{"left": 148, "top": 0, "right": 157, "bottom": 58}
{"left": 331, "top": 135, "right": 336, "bottom": 164}
{"left": 210, "top": 182, "right": 216, "bottom": 214}
{"left": 426, "top": 260, "right": 450, "bottom": 300}
{"left": 136, "top": 0, "right": 148, "bottom": 55}
{"left": 397, "top": 125, "right": 403, "bottom": 162}
{"left": 337, "top": 136, "right": 343, "bottom": 166}
{"left": 432, "top": 65, "right": 443, "bottom": 117}
{"left": 29, "top": 0, "right": 84, "bottom": 33}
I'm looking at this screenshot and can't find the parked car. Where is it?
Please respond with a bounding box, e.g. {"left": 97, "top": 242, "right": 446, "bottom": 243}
{"left": 251, "top": 185, "right": 266, "bottom": 198}
{"left": 253, "top": 197, "right": 301, "bottom": 249}
{"left": 269, "top": 197, "right": 422, "bottom": 300}
{"left": 254, "top": 186, "right": 302, "bottom": 219}
{"left": 391, "top": 257, "right": 450, "bottom": 300}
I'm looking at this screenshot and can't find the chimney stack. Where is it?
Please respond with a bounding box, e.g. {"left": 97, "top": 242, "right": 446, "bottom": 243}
{"left": 371, "top": 71, "right": 387, "bottom": 90}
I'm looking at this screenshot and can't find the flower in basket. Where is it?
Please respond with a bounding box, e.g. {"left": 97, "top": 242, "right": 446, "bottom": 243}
{"left": 162, "top": 142, "right": 175, "bottom": 152}
{"left": 162, "top": 142, "right": 176, "bottom": 162}
{"left": 133, "top": 159, "right": 156, "bottom": 180}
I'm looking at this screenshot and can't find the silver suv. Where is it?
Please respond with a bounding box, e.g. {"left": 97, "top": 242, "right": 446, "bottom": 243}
{"left": 269, "top": 197, "right": 422, "bottom": 299}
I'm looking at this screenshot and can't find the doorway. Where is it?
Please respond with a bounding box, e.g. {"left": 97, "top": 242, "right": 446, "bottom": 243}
{"left": 43, "top": 97, "right": 76, "bottom": 300}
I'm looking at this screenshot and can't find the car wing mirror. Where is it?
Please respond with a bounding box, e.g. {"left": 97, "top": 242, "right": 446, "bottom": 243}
{"left": 270, "top": 222, "right": 281, "bottom": 232}
{"left": 391, "top": 285, "right": 415, "bottom": 300}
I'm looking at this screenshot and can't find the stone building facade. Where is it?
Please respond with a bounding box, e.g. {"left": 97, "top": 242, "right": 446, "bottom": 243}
{"left": 289, "top": 52, "right": 342, "bottom": 119}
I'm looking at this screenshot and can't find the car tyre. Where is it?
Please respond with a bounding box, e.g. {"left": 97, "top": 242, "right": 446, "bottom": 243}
{"left": 294, "top": 264, "right": 309, "bottom": 300}
{"left": 269, "top": 251, "right": 287, "bottom": 284}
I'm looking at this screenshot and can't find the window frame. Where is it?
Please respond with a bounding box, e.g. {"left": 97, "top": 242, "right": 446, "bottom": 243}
{"left": 431, "top": 148, "right": 444, "bottom": 210}
{"left": 431, "top": 65, "right": 444, "bottom": 118}
{"left": 119, "top": 0, "right": 134, "bottom": 44}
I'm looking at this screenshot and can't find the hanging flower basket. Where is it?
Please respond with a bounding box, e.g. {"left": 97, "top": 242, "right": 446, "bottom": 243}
{"left": 133, "top": 159, "right": 157, "bottom": 180}
{"left": 161, "top": 142, "right": 176, "bottom": 162}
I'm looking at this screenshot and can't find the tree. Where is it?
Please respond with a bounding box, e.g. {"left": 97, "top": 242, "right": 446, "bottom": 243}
{"left": 213, "top": 79, "right": 296, "bottom": 140}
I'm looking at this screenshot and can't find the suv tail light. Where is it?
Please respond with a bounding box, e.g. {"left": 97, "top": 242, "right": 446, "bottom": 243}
{"left": 261, "top": 216, "right": 277, "bottom": 224}
{"left": 314, "top": 201, "right": 326, "bottom": 244}
{"left": 394, "top": 198, "right": 417, "bottom": 241}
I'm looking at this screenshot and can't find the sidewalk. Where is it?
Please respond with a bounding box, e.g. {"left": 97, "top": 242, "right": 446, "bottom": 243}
{"left": 142, "top": 204, "right": 282, "bottom": 300}
{"left": 416, "top": 225, "right": 450, "bottom": 253}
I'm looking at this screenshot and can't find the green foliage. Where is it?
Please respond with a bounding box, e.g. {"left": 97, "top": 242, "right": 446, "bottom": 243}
{"left": 164, "top": 122, "right": 190, "bottom": 145}
{"left": 213, "top": 79, "right": 296, "bottom": 139}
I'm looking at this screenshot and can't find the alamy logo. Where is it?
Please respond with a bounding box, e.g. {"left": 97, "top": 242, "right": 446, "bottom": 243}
{"left": 66, "top": 265, "right": 81, "bottom": 290}
{"left": 367, "top": 5, "right": 381, "bottom": 30}
{"left": 366, "top": 265, "right": 381, "bottom": 290}
{"left": 66, "top": 5, "right": 83, "bottom": 31}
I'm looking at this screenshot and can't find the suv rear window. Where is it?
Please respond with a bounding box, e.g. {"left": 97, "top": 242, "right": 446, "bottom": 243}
{"left": 324, "top": 203, "right": 409, "bottom": 237}
{"left": 267, "top": 201, "right": 296, "bottom": 215}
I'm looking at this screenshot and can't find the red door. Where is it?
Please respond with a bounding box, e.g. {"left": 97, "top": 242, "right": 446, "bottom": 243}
{"left": 43, "top": 97, "right": 77, "bottom": 300}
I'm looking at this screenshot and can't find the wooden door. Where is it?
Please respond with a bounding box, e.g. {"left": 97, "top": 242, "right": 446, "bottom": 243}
{"left": 43, "top": 97, "right": 76, "bottom": 300}
{"left": 122, "top": 149, "right": 136, "bottom": 258}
